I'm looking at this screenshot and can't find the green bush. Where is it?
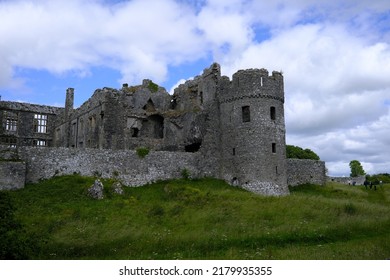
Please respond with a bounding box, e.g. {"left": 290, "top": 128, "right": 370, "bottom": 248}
{"left": 136, "top": 147, "right": 150, "bottom": 158}
{"left": 181, "top": 168, "right": 190, "bottom": 179}
{"left": 147, "top": 81, "right": 159, "bottom": 93}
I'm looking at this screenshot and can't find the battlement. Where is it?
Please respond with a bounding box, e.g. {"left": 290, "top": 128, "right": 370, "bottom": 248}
{"left": 218, "top": 67, "right": 284, "bottom": 104}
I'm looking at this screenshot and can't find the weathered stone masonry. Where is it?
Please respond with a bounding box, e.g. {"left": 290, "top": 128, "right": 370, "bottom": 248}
{"left": 0, "top": 160, "right": 26, "bottom": 190}
{"left": 0, "top": 63, "right": 327, "bottom": 194}
{"left": 18, "top": 146, "right": 200, "bottom": 187}
{"left": 287, "top": 159, "right": 326, "bottom": 187}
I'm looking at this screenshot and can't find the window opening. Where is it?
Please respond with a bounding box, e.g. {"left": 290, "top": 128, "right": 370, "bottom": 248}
{"left": 143, "top": 98, "right": 156, "bottom": 112}
{"left": 33, "top": 139, "right": 47, "bottom": 147}
{"left": 170, "top": 98, "right": 177, "bottom": 109}
{"left": 1, "top": 136, "right": 17, "bottom": 148}
{"left": 242, "top": 106, "right": 250, "bottom": 122}
{"left": 72, "top": 123, "right": 77, "bottom": 136}
{"left": 5, "top": 118, "right": 17, "bottom": 131}
{"left": 33, "top": 114, "right": 48, "bottom": 133}
{"left": 270, "top": 106, "right": 276, "bottom": 120}
{"left": 185, "top": 142, "right": 202, "bottom": 153}
{"left": 272, "top": 143, "right": 276, "bottom": 153}
{"left": 131, "top": 127, "right": 139, "bottom": 137}
{"left": 79, "top": 119, "right": 84, "bottom": 136}
{"left": 232, "top": 148, "right": 236, "bottom": 156}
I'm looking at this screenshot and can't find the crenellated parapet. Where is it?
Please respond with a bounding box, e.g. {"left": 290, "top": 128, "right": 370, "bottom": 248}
{"left": 218, "top": 68, "right": 284, "bottom": 104}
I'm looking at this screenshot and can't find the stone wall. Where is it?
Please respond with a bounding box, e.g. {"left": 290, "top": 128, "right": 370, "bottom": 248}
{"left": 0, "top": 161, "right": 26, "bottom": 190}
{"left": 327, "top": 175, "right": 365, "bottom": 185}
{"left": 18, "top": 147, "right": 202, "bottom": 187}
{"left": 287, "top": 159, "right": 326, "bottom": 186}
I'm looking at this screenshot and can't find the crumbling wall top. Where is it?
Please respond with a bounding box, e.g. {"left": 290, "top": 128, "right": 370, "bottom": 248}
{"left": 0, "top": 100, "right": 64, "bottom": 115}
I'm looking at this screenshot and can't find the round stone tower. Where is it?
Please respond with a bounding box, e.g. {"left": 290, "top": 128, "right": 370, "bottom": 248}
{"left": 218, "top": 68, "right": 289, "bottom": 195}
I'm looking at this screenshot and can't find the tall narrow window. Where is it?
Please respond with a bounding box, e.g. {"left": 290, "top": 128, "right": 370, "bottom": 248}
{"left": 270, "top": 106, "right": 276, "bottom": 120}
{"left": 33, "top": 114, "right": 48, "bottom": 133}
{"left": 4, "top": 111, "right": 18, "bottom": 131}
{"left": 272, "top": 143, "right": 276, "bottom": 153}
{"left": 5, "top": 118, "right": 17, "bottom": 131}
{"left": 242, "top": 106, "right": 250, "bottom": 122}
{"left": 89, "top": 115, "right": 96, "bottom": 130}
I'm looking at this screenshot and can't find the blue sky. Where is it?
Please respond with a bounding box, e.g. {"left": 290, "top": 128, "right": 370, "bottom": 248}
{"left": 1, "top": 0, "right": 390, "bottom": 176}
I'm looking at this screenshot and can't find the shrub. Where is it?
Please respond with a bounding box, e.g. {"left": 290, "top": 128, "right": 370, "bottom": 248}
{"left": 147, "top": 81, "right": 159, "bottom": 93}
{"left": 181, "top": 168, "right": 190, "bottom": 180}
{"left": 136, "top": 147, "right": 150, "bottom": 158}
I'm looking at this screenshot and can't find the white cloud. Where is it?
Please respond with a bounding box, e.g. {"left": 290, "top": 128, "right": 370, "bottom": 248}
{"left": 0, "top": 0, "right": 207, "bottom": 85}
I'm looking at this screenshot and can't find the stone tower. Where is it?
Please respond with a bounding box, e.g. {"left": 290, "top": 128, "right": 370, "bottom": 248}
{"left": 218, "top": 68, "right": 289, "bottom": 195}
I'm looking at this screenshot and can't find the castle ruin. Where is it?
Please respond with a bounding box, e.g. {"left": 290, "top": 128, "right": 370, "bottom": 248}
{"left": 0, "top": 63, "right": 326, "bottom": 195}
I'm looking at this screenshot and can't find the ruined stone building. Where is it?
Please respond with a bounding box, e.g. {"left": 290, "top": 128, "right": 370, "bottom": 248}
{"left": 0, "top": 63, "right": 326, "bottom": 195}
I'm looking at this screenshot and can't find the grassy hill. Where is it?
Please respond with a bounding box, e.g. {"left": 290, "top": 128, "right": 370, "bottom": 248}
{"left": 1, "top": 175, "right": 390, "bottom": 259}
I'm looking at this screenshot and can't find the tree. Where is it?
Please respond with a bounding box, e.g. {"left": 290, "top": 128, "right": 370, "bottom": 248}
{"left": 349, "top": 160, "right": 366, "bottom": 177}
{"left": 286, "top": 145, "right": 320, "bottom": 160}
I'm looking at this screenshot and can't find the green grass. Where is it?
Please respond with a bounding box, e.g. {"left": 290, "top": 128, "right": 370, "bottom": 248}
{"left": 2, "top": 176, "right": 390, "bottom": 259}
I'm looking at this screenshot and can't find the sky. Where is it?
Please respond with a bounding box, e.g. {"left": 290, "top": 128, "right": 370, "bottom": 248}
{"left": 1, "top": 0, "right": 390, "bottom": 176}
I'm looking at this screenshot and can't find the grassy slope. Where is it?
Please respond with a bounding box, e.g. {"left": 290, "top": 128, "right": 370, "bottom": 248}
{"left": 7, "top": 175, "right": 390, "bottom": 260}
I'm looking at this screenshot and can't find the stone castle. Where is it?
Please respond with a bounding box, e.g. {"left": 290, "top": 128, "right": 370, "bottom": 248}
{"left": 0, "top": 63, "right": 326, "bottom": 195}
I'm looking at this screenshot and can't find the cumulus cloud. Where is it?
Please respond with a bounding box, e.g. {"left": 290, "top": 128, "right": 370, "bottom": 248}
{"left": 0, "top": 0, "right": 206, "bottom": 85}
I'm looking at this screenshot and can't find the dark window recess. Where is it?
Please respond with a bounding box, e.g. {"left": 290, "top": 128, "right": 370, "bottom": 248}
{"left": 232, "top": 148, "right": 236, "bottom": 155}
{"left": 242, "top": 106, "right": 250, "bottom": 122}
{"left": 131, "top": 128, "right": 139, "bottom": 137}
{"left": 200, "top": 91, "right": 203, "bottom": 104}
{"left": 185, "top": 142, "right": 202, "bottom": 152}
{"left": 270, "top": 106, "right": 276, "bottom": 120}
{"left": 272, "top": 143, "right": 276, "bottom": 153}
{"left": 170, "top": 98, "right": 177, "bottom": 109}
{"left": 151, "top": 115, "right": 164, "bottom": 139}
{"left": 143, "top": 98, "right": 156, "bottom": 112}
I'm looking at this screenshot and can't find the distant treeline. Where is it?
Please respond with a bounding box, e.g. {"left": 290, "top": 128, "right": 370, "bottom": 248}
{"left": 286, "top": 145, "right": 320, "bottom": 160}
{"left": 366, "top": 173, "right": 390, "bottom": 184}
